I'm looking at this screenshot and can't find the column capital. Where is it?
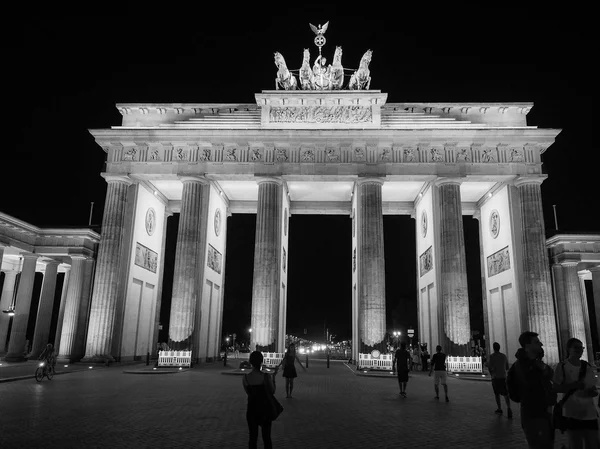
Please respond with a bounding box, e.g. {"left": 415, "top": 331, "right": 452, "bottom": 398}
{"left": 256, "top": 176, "right": 283, "bottom": 186}
{"left": 101, "top": 173, "right": 133, "bottom": 186}
{"left": 356, "top": 177, "right": 384, "bottom": 187}
{"left": 179, "top": 175, "right": 209, "bottom": 185}
{"left": 473, "top": 209, "right": 481, "bottom": 221}
{"left": 41, "top": 259, "right": 61, "bottom": 268}
{"left": 513, "top": 175, "right": 548, "bottom": 188}
{"left": 560, "top": 260, "right": 580, "bottom": 268}
{"left": 20, "top": 252, "right": 39, "bottom": 261}
{"left": 589, "top": 265, "right": 600, "bottom": 273}
{"left": 434, "top": 177, "right": 463, "bottom": 187}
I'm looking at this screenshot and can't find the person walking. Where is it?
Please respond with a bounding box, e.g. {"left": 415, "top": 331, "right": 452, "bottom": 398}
{"left": 242, "top": 351, "right": 275, "bottom": 449}
{"left": 429, "top": 345, "right": 449, "bottom": 402}
{"left": 393, "top": 342, "right": 412, "bottom": 397}
{"left": 275, "top": 343, "right": 306, "bottom": 398}
{"left": 412, "top": 347, "right": 421, "bottom": 372}
{"left": 506, "top": 331, "right": 557, "bottom": 449}
{"left": 421, "top": 347, "right": 430, "bottom": 372}
{"left": 489, "top": 342, "right": 513, "bottom": 418}
{"left": 552, "top": 337, "right": 598, "bottom": 448}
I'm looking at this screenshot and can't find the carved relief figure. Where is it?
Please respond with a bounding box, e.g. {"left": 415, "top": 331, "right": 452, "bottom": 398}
{"left": 403, "top": 148, "right": 415, "bottom": 162}
{"left": 430, "top": 148, "right": 444, "bottom": 162}
{"left": 274, "top": 52, "right": 298, "bottom": 91}
{"left": 275, "top": 148, "right": 288, "bottom": 162}
{"left": 510, "top": 148, "right": 525, "bottom": 162}
{"left": 225, "top": 148, "right": 237, "bottom": 161}
{"left": 380, "top": 148, "right": 391, "bottom": 161}
{"left": 421, "top": 211, "right": 428, "bottom": 238}
{"left": 456, "top": 148, "right": 470, "bottom": 162}
{"left": 354, "top": 147, "right": 365, "bottom": 161}
{"left": 199, "top": 148, "right": 211, "bottom": 161}
{"left": 299, "top": 49, "right": 314, "bottom": 90}
{"left": 489, "top": 210, "right": 500, "bottom": 239}
{"left": 176, "top": 148, "right": 188, "bottom": 160}
{"left": 251, "top": 148, "right": 263, "bottom": 161}
{"left": 353, "top": 248, "right": 356, "bottom": 272}
{"left": 150, "top": 149, "right": 160, "bottom": 161}
{"left": 301, "top": 149, "right": 315, "bottom": 162}
{"left": 329, "top": 46, "right": 344, "bottom": 90}
{"left": 487, "top": 246, "right": 510, "bottom": 277}
{"left": 482, "top": 148, "right": 496, "bottom": 162}
{"left": 348, "top": 50, "right": 372, "bottom": 90}
{"left": 145, "top": 208, "right": 156, "bottom": 236}
{"left": 419, "top": 246, "right": 433, "bottom": 277}
{"left": 325, "top": 147, "right": 340, "bottom": 162}
{"left": 123, "top": 148, "right": 137, "bottom": 161}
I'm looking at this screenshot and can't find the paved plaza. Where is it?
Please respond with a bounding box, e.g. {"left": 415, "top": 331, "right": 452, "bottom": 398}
{"left": 2, "top": 359, "right": 596, "bottom": 448}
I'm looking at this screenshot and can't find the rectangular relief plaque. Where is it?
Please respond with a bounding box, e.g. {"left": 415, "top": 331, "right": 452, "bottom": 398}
{"left": 269, "top": 106, "right": 372, "bottom": 124}
{"left": 487, "top": 246, "right": 510, "bottom": 277}
{"left": 207, "top": 244, "right": 222, "bottom": 274}
{"left": 419, "top": 246, "right": 433, "bottom": 277}
{"left": 135, "top": 242, "right": 158, "bottom": 273}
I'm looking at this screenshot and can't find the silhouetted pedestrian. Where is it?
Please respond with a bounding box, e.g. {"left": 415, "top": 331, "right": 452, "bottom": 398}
{"left": 507, "top": 331, "right": 557, "bottom": 449}
{"left": 489, "top": 342, "right": 512, "bottom": 418}
{"left": 552, "top": 337, "right": 598, "bottom": 448}
{"left": 275, "top": 343, "right": 306, "bottom": 398}
{"left": 429, "top": 345, "right": 449, "bottom": 402}
{"left": 393, "top": 342, "right": 411, "bottom": 397}
{"left": 243, "top": 351, "right": 275, "bottom": 449}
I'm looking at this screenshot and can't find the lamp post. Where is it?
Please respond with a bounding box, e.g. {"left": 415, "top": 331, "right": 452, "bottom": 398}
{"left": 393, "top": 331, "right": 401, "bottom": 347}
{"left": 407, "top": 328, "right": 414, "bottom": 347}
{"left": 248, "top": 328, "right": 252, "bottom": 350}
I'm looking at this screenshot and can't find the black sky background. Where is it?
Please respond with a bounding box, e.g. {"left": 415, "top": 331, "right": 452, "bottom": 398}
{"left": 3, "top": 6, "right": 598, "bottom": 345}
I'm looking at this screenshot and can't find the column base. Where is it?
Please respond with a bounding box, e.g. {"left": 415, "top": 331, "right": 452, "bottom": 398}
{"left": 80, "top": 354, "right": 115, "bottom": 364}
{"left": 3, "top": 354, "right": 28, "bottom": 362}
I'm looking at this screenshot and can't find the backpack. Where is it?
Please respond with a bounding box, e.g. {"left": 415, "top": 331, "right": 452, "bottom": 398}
{"left": 506, "top": 361, "right": 521, "bottom": 403}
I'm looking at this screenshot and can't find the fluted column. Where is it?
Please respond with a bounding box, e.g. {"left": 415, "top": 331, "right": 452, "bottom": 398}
{"left": 590, "top": 266, "right": 600, "bottom": 356}
{"left": 5, "top": 254, "right": 38, "bottom": 361}
{"left": 577, "top": 271, "right": 594, "bottom": 363}
{"left": 0, "top": 270, "right": 19, "bottom": 354}
{"left": 473, "top": 211, "right": 491, "bottom": 360}
{"left": 82, "top": 175, "right": 132, "bottom": 362}
{"left": 251, "top": 179, "right": 282, "bottom": 352}
{"left": 54, "top": 267, "right": 70, "bottom": 353}
{"left": 559, "top": 262, "right": 589, "bottom": 361}
{"left": 168, "top": 177, "right": 208, "bottom": 351}
{"left": 29, "top": 260, "right": 60, "bottom": 359}
{"left": 357, "top": 178, "right": 386, "bottom": 353}
{"left": 73, "top": 258, "right": 95, "bottom": 360}
{"left": 436, "top": 179, "right": 470, "bottom": 356}
{"left": 515, "top": 177, "right": 559, "bottom": 365}
{"left": 551, "top": 263, "right": 570, "bottom": 357}
{"left": 57, "top": 256, "right": 87, "bottom": 363}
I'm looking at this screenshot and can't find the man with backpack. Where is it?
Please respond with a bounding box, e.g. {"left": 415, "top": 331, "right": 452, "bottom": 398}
{"left": 506, "top": 331, "right": 557, "bottom": 448}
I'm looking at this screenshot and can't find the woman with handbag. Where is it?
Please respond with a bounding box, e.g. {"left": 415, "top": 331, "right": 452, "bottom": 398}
{"left": 242, "top": 351, "right": 276, "bottom": 449}
{"left": 552, "top": 338, "right": 598, "bottom": 448}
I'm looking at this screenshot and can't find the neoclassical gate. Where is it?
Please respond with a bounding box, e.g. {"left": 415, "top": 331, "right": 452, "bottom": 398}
{"left": 82, "top": 85, "right": 562, "bottom": 365}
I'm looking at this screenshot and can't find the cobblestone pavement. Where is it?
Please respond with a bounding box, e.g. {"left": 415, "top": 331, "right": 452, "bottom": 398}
{"left": 0, "top": 360, "right": 595, "bottom": 448}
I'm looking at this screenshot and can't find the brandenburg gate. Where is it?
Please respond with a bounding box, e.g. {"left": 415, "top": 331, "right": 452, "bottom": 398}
{"left": 75, "top": 26, "right": 573, "bottom": 367}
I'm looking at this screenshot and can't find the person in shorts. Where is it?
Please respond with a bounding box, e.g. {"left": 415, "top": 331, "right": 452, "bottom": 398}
{"left": 393, "top": 342, "right": 411, "bottom": 397}
{"left": 429, "top": 345, "right": 449, "bottom": 402}
{"left": 489, "top": 342, "right": 512, "bottom": 418}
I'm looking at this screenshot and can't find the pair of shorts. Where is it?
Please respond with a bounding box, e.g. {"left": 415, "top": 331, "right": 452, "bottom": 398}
{"left": 433, "top": 370, "right": 447, "bottom": 385}
{"left": 492, "top": 378, "right": 508, "bottom": 396}
{"left": 397, "top": 370, "right": 409, "bottom": 382}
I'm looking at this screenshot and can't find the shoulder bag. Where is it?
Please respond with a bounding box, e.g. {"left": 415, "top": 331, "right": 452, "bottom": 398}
{"left": 263, "top": 373, "right": 284, "bottom": 421}
{"left": 552, "top": 361, "right": 587, "bottom": 433}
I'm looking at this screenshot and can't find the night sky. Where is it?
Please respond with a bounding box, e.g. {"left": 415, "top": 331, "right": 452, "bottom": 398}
{"left": 4, "top": 7, "right": 598, "bottom": 345}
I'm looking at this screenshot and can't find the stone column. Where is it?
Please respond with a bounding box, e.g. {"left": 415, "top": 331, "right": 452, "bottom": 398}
{"left": 551, "top": 263, "right": 569, "bottom": 357}
{"left": 57, "top": 256, "right": 87, "bottom": 363}
{"left": 5, "top": 254, "right": 38, "bottom": 361}
{"left": 82, "top": 175, "right": 132, "bottom": 362}
{"left": 168, "top": 177, "right": 208, "bottom": 351}
{"left": 73, "top": 258, "right": 95, "bottom": 360}
{"left": 590, "top": 266, "right": 600, "bottom": 359}
{"left": 436, "top": 179, "right": 471, "bottom": 356}
{"left": 54, "top": 267, "right": 70, "bottom": 353}
{"left": 473, "top": 211, "right": 490, "bottom": 361}
{"left": 251, "top": 178, "right": 282, "bottom": 352}
{"left": 29, "top": 260, "right": 60, "bottom": 359}
{"left": 578, "top": 271, "right": 594, "bottom": 364}
{"left": 515, "top": 177, "right": 559, "bottom": 365}
{"left": 356, "top": 178, "right": 386, "bottom": 353}
{"left": 0, "top": 270, "right": 19, "bottom": 354}
{"left": 560, "top": 262, "right": 589, "bottom": 361}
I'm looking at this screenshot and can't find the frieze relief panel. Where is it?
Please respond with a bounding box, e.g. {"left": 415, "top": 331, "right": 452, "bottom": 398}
{"left": 207, "top": 244, "right": 222, "bottom": 274}
{"left": 268, "top": 106, "right": 372, "bottom": 124}
{"left": 419, "top": 246, "right": 433, "bottom": 277}
{"left": 487, "top": 246, "right": 510, "bottom": 277}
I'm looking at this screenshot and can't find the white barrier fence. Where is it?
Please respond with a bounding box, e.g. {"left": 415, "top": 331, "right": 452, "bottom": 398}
{"left": 158, "top": 351, "right": 192, "bottom": 368}
{"left": 262, "top": 352, "right": 284, "bottom": 368}
{"left": 446, "top": 356, "right": 482, "bottom": 373}
{"left": 358, "top": 353, "right": 394, "bottom": 371}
